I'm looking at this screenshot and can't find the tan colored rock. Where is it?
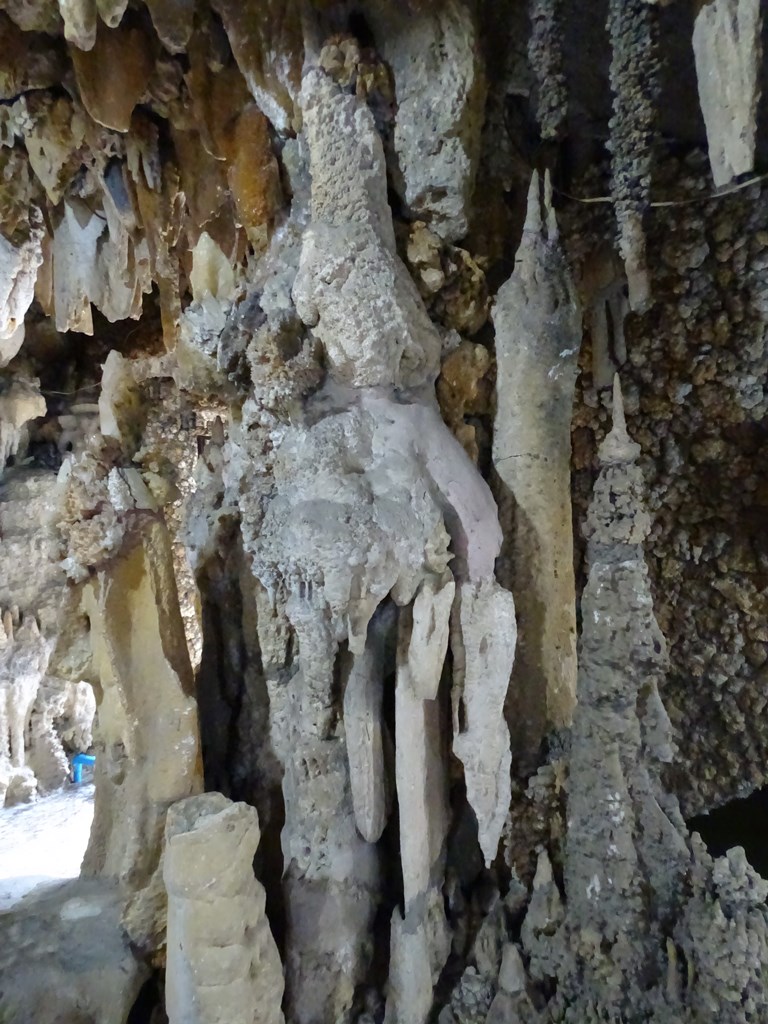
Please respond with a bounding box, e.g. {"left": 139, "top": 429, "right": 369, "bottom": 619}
{"left": 22, "top": 94, "right": 87, "bottom": 205}
{"left": 210, "top": 0, "right": 302, "bottom": 132}
{"left": 693, "top": 0, "right": 762, "bottom": 187}
{"left": 436, "top": 340, "right": 492, "bottom": 464}
{"left": 79, "top": 518, "right": 202, "bottom": 949}
{"left": 70, "top": 20, "right": 154, "bottom": 132}
{"left": 164, "top": 793, "right": 285, "bottom": 1024}
{"left": 0, "top": 12, "right": 65, "bottom": 98}
{"left": 224, "top": 104, "right": 283, "bottom": 251}
{"left": 492, "top": 171, "right": 581, "bottom": 762}
{"left": 145, "top": 0, "right": 193, "bottom": 54}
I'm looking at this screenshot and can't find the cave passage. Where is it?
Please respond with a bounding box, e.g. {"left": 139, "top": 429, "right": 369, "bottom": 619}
{"left": 689, "top": 786, "right": 768, "bottom": 879}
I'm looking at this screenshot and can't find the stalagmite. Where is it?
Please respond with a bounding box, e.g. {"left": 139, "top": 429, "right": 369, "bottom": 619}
{"left": 692, "top": 0, "right": 763, "bottom": 187}
{"left": 492, "top": 171, "right": 580, "bottom": 764}
{"left": 4, "top": 6, "right": 768, "bottom": 1024}
{"left": 163, "top": 793, "right": 284, "bottom": 1024}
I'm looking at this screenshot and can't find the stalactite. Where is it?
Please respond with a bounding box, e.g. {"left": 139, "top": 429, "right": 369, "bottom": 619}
{"left": 692, "top": 0, "right": 763, "bottom": 188}
{"left": 528, "top": 0, "right": 567, "bottom": 140}
{"left": 2, "top": 6, "right": 768, "bottom": 1024}
{"left": 492, "top": 170, "right": 580, "bottom": 765}
{"left": 607, "top": 0, "right": 658, "bottom": 312}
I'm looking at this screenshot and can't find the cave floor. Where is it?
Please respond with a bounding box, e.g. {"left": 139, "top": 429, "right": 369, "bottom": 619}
{"left": 0, "top": 783, "right": 95, "bottom": 910}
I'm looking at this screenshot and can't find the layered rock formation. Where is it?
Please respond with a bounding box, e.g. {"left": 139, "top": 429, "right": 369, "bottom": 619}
{"left": 0, "top": 2, "right": 767, "bottom": 1023}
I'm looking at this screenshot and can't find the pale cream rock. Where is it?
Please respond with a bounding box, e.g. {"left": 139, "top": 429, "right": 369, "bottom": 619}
{"left": 164, "top": 793, "right": 285, "bottom": 1024}
{"left": 693, "top": 0, "right": 763, "bottom": 187}
{"left": 58, "top": 0, "right": 97, "bottom": 50}
{"left": 292, "top": 70, "right": 442, "bottom": 389}
{"left": 190, "top": 230, "right": 237, "bottom": 303}
{"left": 385, "top": 608, "right": 451, "bottom": 1024}
{"left": 0, "top": 609, "right": 50, "bottom": 805}
{"left": 361, "top": 0, "right": 486, "bottom": 242}
{"left": 408, "top": 575, "right": 455, "bottom": 701}
{"left": 98, "top": 350, "right": 145, "bottom": 453}
{"left": 452, "top": 578, "right": 516, "bottom": 865}
{"left": 0, "top": 379, "right": 46, "bottom": 473}
{"left": 52, "top": 198, "right": 105, "bottom": 335}
{"left": 492, "top": 171, "right": 581, "bottom": 760}
{"left": 79, "top": 518, "right": 202, "bottom": 949}
{"left": 342, "top": 614, "right": 391, "bottom": 844}
{"left": 386, "top": 889, "right": 452, "bottom": 1024}
{"left": 95, "top": 0, "right": 128, "bottom": 27}
{"left": 0, "top": 229, "right": 43, "bottom": 365}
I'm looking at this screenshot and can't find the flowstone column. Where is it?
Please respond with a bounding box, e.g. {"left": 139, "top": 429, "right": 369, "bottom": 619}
{"left": 243, "top": 58, "right": 516, "bottom": 1024}
{"left": 492, "top": 171, "right": 581, "bottom": 766}
{"left": 55, "top": 371, "right": 203, "bottom": 950}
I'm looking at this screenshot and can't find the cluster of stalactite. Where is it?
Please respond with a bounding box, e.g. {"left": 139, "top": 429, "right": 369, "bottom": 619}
{"left": 1, "top": 2, "right": 768, "bottom": 1024}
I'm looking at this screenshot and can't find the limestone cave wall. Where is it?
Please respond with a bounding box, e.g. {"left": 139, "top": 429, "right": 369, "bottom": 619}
{"left": 1, "top": 1, "right": 768, "bottom": 1023}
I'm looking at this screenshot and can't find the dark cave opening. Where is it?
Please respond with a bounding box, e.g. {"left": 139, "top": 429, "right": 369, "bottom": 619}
{"left": 688, "top": 786, "right": 768, "bottom": 879}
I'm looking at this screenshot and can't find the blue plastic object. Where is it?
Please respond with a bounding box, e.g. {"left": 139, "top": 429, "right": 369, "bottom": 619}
{"left": 72, "top": 753, "right": 95, "bottom": 783}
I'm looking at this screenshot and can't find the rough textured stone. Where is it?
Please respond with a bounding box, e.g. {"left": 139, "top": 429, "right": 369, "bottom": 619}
{"left": 0, "top": 879, "right": 149, "bottom": 1024}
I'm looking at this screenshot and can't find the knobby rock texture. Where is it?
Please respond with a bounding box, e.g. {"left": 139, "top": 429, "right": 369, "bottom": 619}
{"left": 0, "top": 1, "right": 767, "bottom": 1023}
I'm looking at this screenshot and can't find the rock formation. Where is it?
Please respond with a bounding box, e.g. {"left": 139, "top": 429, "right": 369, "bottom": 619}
{"left": 163, "top": 793, "right": 285, "bottom": 1024}
{"left": 492, "top": 169, "right": 580, "bottom": 765}
{"left": 0, "top": 3, "right": 767, "bottom": 1024}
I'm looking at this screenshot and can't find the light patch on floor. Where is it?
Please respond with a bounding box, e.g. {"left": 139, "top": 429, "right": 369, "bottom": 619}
{"left": 0, "top": 783, "right": 95, "bottom": 910}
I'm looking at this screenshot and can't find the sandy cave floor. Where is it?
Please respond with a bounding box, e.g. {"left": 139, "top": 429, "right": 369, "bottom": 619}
{"left": 0, "top": 783, "right": 95, "bottom": 910}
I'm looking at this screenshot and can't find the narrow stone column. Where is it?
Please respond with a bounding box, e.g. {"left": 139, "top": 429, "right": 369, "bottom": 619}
{"left": 164, "top": 792, "right": 285, "bottom": 1024}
